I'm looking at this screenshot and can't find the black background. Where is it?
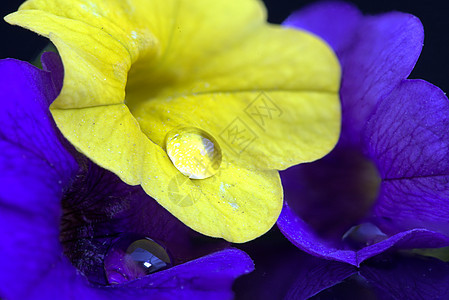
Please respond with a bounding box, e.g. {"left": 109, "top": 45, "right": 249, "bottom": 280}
{"left": 1, "top": 0, "right": 449, "bottom": 92}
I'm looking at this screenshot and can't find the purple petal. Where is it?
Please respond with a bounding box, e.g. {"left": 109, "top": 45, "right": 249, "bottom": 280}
{"left": 313, "top": 253, "right": 449, "bottom": 298}
{"left": 339, "top": 12, "right": 423, "bottom": 146}
{"left": 279, "top": 2, "right": 449, "bottom": 266}
{"left": 365, "top": 79, "right": 449, "bottom": 179}
{"left": 0, "top": 58, "right": 251, "bottom": 299}
{"left": 373, "top": 176, "right": 449, "bottom": 236}
{"left": 283, "top": 1, "right": 362, "bottom": 57}
{"left": 234, "top": 233, "right": 356, "bottom": 299}
{"left": 357, "top": 229, "right": 449, "bottom": 265}
{"left": 285, "top": 2, "right": 424, "bottom": 145}
{"left": 113, "top": 249, "right": 254, "bottom": 300}
{"left": 277, "top": 202, "right": 357, "bottom": 265}
{"left": 41, "top": 52, "right": 64, "bottom": 100}
{"left": 0, "top": 58, "right": 78, "bottom": 298}
{"left": 0, "top": 211, "right": 105, "bottom": 300}
{"left": 280, "top": 147, "right": 379, "bottom": 241}
{"left": 278, "top": 201, "right": 449, "bottom": 266}
{"left": 365, "top": 80, "right": 449, "bottom": 235}
{"left": 361, "top": 254, "right": 449, "bottom": 298}
{"left": 284, "top": 254, "right": 356, "bottom": 299}
{"left": 310, "top": 274, "right": 379, "bottom": 298}
{"left": 0, "top": 58, "right": 77, "bottom": 191}
{"left": 278, "top": 146, "right": 381, "bottom": 265}
{"left": 22, "top": 249, "right": 253, "bottom": 300}
{"left": 62, "top": 161, "right": 229, "bottom": 285}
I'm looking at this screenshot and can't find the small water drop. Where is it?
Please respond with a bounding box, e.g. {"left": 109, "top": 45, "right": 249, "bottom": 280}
{"left": 104, "top": 234, "right": 172, "bottom": 285}
{"left": 165, "top": 127, "right": 222, "bottom": 179}
{"left": 342, "top": 223, "right": 388, "bottom": 249}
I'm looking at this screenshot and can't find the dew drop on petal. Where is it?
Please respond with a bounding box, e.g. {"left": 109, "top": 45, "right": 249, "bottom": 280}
{"left": 342, "top": 222, "right": 388, "bottom": 249}
{"left": 104, "top": 234, "right": 172, "bottom": 285}
{"left": 165, "top": 127, "right": 222, "bottom": 179}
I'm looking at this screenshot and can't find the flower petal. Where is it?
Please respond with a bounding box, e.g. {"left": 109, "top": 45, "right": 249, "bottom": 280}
{"left": 283, "top": 1, "right": 362, "bottom": 57}
{"left": 306, "top": 253, "right": 449, "bottom": 298}
{"left": 0, "top": 58, "right": 77, "bottom": 213}
{"left": 340, "top": 12, "right": 423, "bottom": 145}
{"left": 9, "top": 0, "right": 341, "bottom": 241}
{"left": 61, "top": 160, "right": 229, "bottom": 283}
{"left": 365, "top": 80, "right": 449, "bottom": 179}
{"left": 357, "top": 229, "right": 449, "bottom": 264}
{"left": 0, "top": 209, "right": 105, "bottom": 300}
{"left": 277, "top": 202, "right": 357, "bottom": 265}
{"left": 285, "top": 2, "right": 424, "bottom": 146}
{"left": 361, "top": 254, "right": 449, "bottom": 298}
{"left": 0, "top": 57, "right": 254, "bottom": 299}
{"left": 128, "top": 12, "right": 341, "bottom": 170}
{"left": 52, "top": 104, "right": 282, "bottom": 242}
{"left": 133, "top": 89, "right": 340, "bottom": 171}
{"left": 0, "top": 58, "right": 78, "bottom": 299}
{"left": 278, "top": 202, "right": 449, "bottom": 266}
{"left": 236, "top": 246, "right": 356, "bottom": 299}
{"left": 365, "top": 80, "right": 449, "bottom": 234}
{"left": 40, "top": 51, "right": 64, "bottom": 98}
{"left": 5, "top": 1, "right": 158, "bottom": 108}
{"left": 282, "top": 253, "right": 356, "bottom": 299}
{"left": 277, "top": 2, "right": 449, "bottom": 266}
{"left": 114, "top": 249, "right": 254, "bottom": 299}
{"left": 373, "top": 177, "right": 449, "bottom": 236}
{"left": 279, "top": 147, "right": 380, "bottom": 241}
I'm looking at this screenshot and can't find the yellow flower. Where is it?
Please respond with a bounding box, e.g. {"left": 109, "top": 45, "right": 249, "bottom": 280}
{"left": 6, "top": 0, "right": 341, "bottom": 242}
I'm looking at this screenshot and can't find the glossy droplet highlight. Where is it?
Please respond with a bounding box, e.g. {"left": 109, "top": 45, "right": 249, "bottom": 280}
{"left": 104, "top": 234, "right": 172, "bottom": 284}
{"left": 165, "top": 127, "right": 222, "bottom": 179}
{"left": 342, "top": 222, "right": 388, "bottom": 249}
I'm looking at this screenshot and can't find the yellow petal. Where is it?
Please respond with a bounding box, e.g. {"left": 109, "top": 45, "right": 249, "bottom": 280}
{"left": 51, "top": 106, "right": 282, "bottom": 242}
{"left": 130, "top": 26, "right": 340, "bottom": 170}
{"left": 134, "top": 91, "right": 340, "bottom": 170}
{"left": 5, "top": 2, "right": 158, "bottom": 109}
{"left": 6, "top": 0, "right": 341, "bottom": 242}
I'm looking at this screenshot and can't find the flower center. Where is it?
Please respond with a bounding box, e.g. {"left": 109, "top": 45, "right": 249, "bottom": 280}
{"left": 165, "top": 127, "right": 222, "bottom": 179}
{"left": 59, "top": 161, "right": 176, "bottom": 285}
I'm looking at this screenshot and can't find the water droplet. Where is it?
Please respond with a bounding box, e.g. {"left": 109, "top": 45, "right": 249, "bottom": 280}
{"left": 165, "top": 127, "right": 222, "bottom": 179}
{"left": 104, "top": 234, "right": 172, "bottom": 285}
{"left": 342, "top": 223, "right": 388, "bottom": 249}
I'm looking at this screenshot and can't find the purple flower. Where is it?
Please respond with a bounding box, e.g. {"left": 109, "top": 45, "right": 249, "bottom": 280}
{"left": 277, "top": 1, "right": 449, "bottom": 266}
{"left": 0, "top": 53, "right": 253, "bottom": 299}
{"left": 237, "top": 242, "right": 449, "bottom": 298}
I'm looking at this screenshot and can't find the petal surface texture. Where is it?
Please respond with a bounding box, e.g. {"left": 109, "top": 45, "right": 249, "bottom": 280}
{"left": 277, "top": 1, "right": 449, "bottom": 264}
{"left": 366, "top": 80, "right": 449, "bottom": 235}
{"left": 6, "top": 0, "right": 341, "bottom": 242}
{"left": 0, "top": 56, "right": 254, "bottom": 299}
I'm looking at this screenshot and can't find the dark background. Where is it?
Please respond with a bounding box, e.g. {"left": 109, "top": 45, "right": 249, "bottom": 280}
{"left": 1, "top": 0, "right": 449, "bottom": 92}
